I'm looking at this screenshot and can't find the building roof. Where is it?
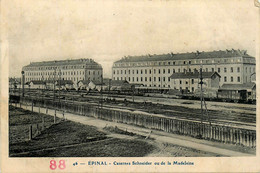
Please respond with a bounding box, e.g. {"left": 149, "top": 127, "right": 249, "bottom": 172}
{"left": 90, "top": 80, "right": 105, "bottom": 86}
{"left": 23, "top": 58, "right": 102, "bottom": 68}
{"left": 219, "top": 83, "right": 256, "bottom": 91}
{"left": 115, "top": 49, "right": 254, "bottom": 63}
{"left": 55, "top": 80, "right": 74, "bottom": 85}
{"left": 103, "top": 79, "right": 129, "bottom": 86}
{"left": 78, "top": 80, "right": 91, "bottom": 85}
{"left": 170, "top": 71, "right": 220, "bottom": 79}
{"left": 29, "top": 80, "right": 46, "bottom": 85}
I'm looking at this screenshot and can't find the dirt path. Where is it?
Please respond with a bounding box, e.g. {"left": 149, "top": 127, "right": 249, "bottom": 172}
{"left": 16, "top": 104, "right": 255, "bottom": 157}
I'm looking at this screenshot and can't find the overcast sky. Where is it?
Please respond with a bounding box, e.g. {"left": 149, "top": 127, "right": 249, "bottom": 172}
{"left": 6, "top": 0, "right": 258, "bottom": 78}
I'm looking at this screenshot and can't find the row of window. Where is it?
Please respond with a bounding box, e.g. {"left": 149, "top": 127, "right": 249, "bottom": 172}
{"left": 25, "top": 76, "right": 100, "bottom": 82}
{"left": 26, "top": 70, "right": 101, "bottom": 76}
{"left": 115, "top": 58, "right": 244, "bottom": 67}
{"left": 224, "top": 76, "right": 240, "bottom": 82}
{"left": 113, "top": 67, "right": 244, "bottom": 75}
{"left": 113, "top": 76, "right": 171, "bottom": 82}
{"left": 113, "top": 75, "right": 241, "bottom": 83}
{"left": 24, "top": 65, "right": 87, "bottom": 71}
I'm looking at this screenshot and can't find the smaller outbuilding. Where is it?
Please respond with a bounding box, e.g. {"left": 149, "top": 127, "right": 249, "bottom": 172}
{"left": 55, "top": 80, "right": 74, "bottom": 90}
{"left": 103, "top": 79, "right": 131, "bottom": 91}
{"left": 170, "top": 70, "right": 221, "bottom": 94}
{"left": 218, "top": 82, "right": 256, "bottom": 102}
{"left": 26, "top": 80, "right": 46, "bottom": 89}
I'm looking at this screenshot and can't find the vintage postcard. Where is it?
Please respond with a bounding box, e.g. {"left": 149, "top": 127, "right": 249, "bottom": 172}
{"left": 1, "top": 0, "right": 259, "bottom": 172}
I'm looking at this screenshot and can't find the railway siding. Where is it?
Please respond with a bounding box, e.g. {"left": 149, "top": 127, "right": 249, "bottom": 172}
{"left": 18, "top": 97, "right": 256, "bottom": 148}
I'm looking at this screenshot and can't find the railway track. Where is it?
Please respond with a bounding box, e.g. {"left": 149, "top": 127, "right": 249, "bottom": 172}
{"left": 11, "top": 90, "right": 256, "bottom": 128}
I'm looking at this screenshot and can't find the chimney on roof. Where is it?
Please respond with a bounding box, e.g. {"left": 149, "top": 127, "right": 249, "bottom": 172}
{"left": 171, "top": 52, "right": 174, "bottom": 57}
{"left": 241, "top": 50, "right": 247, "bottom": 55}
{"left": 148, "top": 54, "right": 151, "bottom": 57}
{"left": 231, "top": 49, "right": 235, "bottom": 53}
{"left": 196, "top": 51, "right": 200, "bottom": 55}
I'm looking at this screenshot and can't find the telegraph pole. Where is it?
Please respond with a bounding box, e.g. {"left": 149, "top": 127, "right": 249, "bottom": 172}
{"left": 109, "top": 79, "right": 111, "bottom": 100}
{"left": 100, "top": 74, "right": 103, "bottom": 109}
{"left": 199, "top": 67, "right": 203, "bottom": 124}
{"left": 21, "top": 71, "right": 25, "bottom": 97}
{"left": 59, "top": 68, "right": 61, "bottom": 104}
{"left": 199, "top": 66, "right": 211, "bottom": 127}
{"left": 53, "top": 68, "right": 56, "bottom": 102}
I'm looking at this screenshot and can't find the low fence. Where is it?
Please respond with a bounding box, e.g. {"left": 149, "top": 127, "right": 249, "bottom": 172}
{"left": 19, "top": 96, "right": 256, "bottom": 148}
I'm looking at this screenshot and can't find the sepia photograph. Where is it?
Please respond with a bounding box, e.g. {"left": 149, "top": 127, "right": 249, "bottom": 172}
{"left": 1, "top": 0, "right": 259, "bottom": 172}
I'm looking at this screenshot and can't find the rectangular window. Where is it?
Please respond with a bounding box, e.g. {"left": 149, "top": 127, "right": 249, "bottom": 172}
{"left": 168, "top": 69, "right": 170, "bottom": 73}
{"left": 191, "top": 79, "right": 194, "bottom": 84}
{"left": 149, "top": 69, "right": 152, "bottom": 74}
{"left": 231, "top": 76, "right": 233, "bottom": 82}
{"left": 231, "top": 67, "right": 233, "bottom": 73}
{"left": 163, "top": 77, "right": 165, "bottom": 81}
{"left": 224, "top": 68, "right": 227, "bottom": 73}
{"left": 149, "top": 77, "right": 152, "bottom": 81}
{"left": 132, "top": 77, "right": 134, "bottom": 82}
{"left": 224, "top": 76, "right": 227, "bottom": 82}
{"left": 237, "top": 76, "right": 240, "bottom": 82}
{"left": 237, "top": 67, "right": 240, "bottom": 72}
{"left": 212, "top": 68, "right": 214, "bottom": 72}
{"left": 154, "top": 69, "right": 156, "bottom": 74}
{"left": 159, "top": 69, "right": 161, "bottom": 74}
{"left": 136, "top": 77, "right": 138, "bottom": 82}
{"left": 163, "top": 69, "right": 165, "bottom": 74}
{"left": 218, "top": 68, "right": 220, "bottom": 73}
{"left": 158, "top": 77, "right": 161, "bottom": 82}
{"left": 145, "top": 69, "right": 147, "bottom": 74}
{"left": 154, "top": 77, "right": 156, "bottom": 81}
{"left": 180, "top": 80, "right": 182, "bottom": 84}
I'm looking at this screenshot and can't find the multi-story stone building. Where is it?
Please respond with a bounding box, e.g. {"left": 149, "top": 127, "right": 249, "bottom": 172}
{"left": 22, "top": 59, "right": 103, "bottom": 85}
{"left": 112, "top": 49, "right": 255, "bottom": 88}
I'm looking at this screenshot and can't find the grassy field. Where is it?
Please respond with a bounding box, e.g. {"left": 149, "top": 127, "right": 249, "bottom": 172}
{"left": 9, "top": 106, "right": 58, "bottom": 144}
{"left": 9, "top": 105, "right": 155, "bottom": 157}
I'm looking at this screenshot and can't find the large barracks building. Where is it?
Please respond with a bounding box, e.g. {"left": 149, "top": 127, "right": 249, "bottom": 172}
{"left": 22, "top": 59, "right": 103, "bottom": 84}
{"left": 112, "top": 49, "right": 256, "bottom": 88}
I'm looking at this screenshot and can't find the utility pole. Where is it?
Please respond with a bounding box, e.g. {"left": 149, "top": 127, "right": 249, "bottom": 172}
{"left": 199, "top": 66, "right": 211, "bottom": 128}
{"left": 21, "top": 71, "right": 25, "bottom": 97}
{"left": 199, "top": 67, "right": 203, "bottom": 124}
{"left": 108, "top": 79, "right": 111, "bottom": 100}
{"left": 59, "top": 68, "right": 61, "bottom": 105}
{"left": 53, "top": 68, "right": 56, "bottom": 102}
{"left": 100, "top": 74, "right": 103, "bottom": 109}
